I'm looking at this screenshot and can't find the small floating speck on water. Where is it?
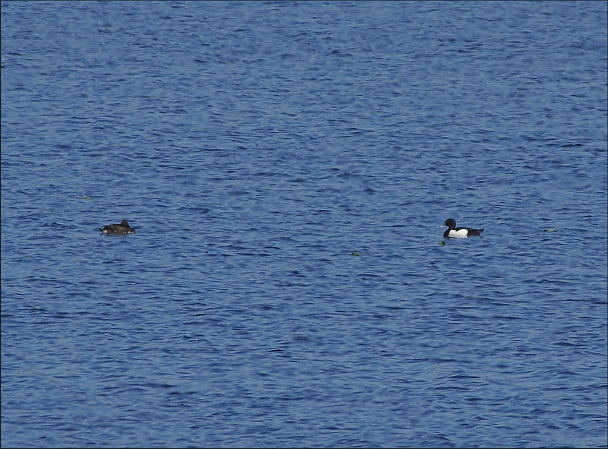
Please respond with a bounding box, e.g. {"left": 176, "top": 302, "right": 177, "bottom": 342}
{"left": 543, "top": 228, "right": 556, "bottom": 232}
{"left": 351, "top": 251, "right": 360, "bottom": 256}
{"left": 438, "top": 241, "right": 446, "bottom": 245}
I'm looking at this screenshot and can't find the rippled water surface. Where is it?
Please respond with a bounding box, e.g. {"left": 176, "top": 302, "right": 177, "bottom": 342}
{"left": 2, "top": 2, "right": 607, "bottom": 447}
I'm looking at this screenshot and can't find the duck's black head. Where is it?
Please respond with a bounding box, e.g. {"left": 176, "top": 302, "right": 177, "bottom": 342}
{"left": 445, "top": 218, "right": 456, "bottom": 229}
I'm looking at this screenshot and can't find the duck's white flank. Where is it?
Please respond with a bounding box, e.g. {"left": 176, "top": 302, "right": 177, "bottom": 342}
{"left": 447, "top": 228, "right": 469, "bottom": 238}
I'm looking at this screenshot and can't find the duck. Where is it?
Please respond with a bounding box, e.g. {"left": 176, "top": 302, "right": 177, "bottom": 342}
{"left": 100, "top": 219, "right": 136, "bottom": 234}
{"left": 443, "top": 218, "right": 483, "bottom": 238}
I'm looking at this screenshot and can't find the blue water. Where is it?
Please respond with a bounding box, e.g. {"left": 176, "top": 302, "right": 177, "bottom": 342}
{"left": 2, "top": 2, "right": 607, "bottom": 447}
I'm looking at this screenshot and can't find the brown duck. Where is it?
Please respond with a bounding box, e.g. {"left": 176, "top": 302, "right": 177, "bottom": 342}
{"left": 100, "top": 220, "right": 136, "bottom": 234}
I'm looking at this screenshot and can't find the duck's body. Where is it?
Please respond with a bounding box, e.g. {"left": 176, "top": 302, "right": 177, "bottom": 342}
{"left": 100, "top": 220, "right": 136, "bottom": 234}
{"left": 443, "top": 218, "right": 483, "bottom": 238}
